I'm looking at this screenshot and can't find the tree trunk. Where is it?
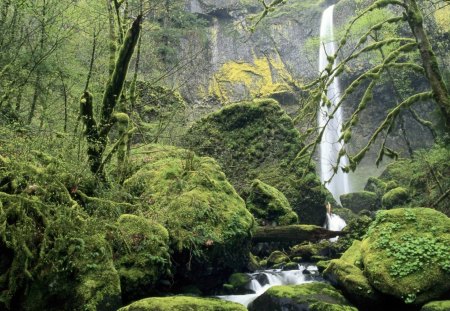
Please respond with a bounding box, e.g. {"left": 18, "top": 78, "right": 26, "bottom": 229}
{"left": 404, "top": 0, "right": 450, "bottom": 130}
{"left": 252, "top": 225, "right": 346, "bottom": 243}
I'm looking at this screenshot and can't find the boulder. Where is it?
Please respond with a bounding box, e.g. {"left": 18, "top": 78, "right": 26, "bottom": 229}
{"left": 123, "top": 145, "right": 254, "bottom": 290}
{"left": 340, "top": 191, "right": 380, "bottom": 213}
{"left": 361, "top": 208, "right": 450, "bottom": 305}
{"left": 381, "top": 187, "right": 410, "bottom": 209}
{"left": 222, "top": 273, "right": 252, "bottom": 294}
{"left": 421, "top": 300, "right": 450, "bottom": 311}
{"left": 248, "top": 282, "right": 357, "bottom": 311}
{"left": 183, "top": 99, "right": 328, "bottom": 225}
{"left": 110, "top": 214, "right": 171, "bottom": 302}
{"left": 118, "top": 296, "right": 247, "bottom": 311}
{"left": 246, "top": 179, "right": 298, "bottom": 226}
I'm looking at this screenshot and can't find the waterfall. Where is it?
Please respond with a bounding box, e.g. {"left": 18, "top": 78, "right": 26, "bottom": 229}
{"left": 325, "top": 212, "right": 347, "bottom": 242}
{"left": 318, "top": 5, "right": 350, "bottom": 203}
{"left": 217, "top": 265, "right": 320, "bottom": 307}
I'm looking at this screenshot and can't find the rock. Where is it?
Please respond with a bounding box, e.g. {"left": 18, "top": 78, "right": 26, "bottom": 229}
{"left": 247, "top": 179, "right": 298, "bottom": 225}
{"left": 332, "top": 207, "right": 358, "bottom": 222}
{"left": 284, "top": 262, "right": 300, "bottom": 271}
{"left": 118, "top": 296, "right": 247, "bottom": 311}
{"left": 324, "top": 241, "right": 381, "bottom": 307}
{"left": 183, "top": 99, "right": 328, "bottom": 225}
{"left": 267, "top": 251, "right": 289, "bottom": 267}
{"left": 340, "top": 191, "right": 380, "bottom": 213}
{"left": 364, "top": 177, "right": 387, "bottom": 196}
{"left": 361, "top": 208, "right": 450, "bottom": 305}
{"left": 381, "top": 187, "right": 410, "bottom": 209}
{"left": 124, "top": 144, "right": 254, "bottom": 290}
{"left": 248, "top": 282, "right": 357, "bottom": 311}
{"left": 110, "top": 214, "right": 171, "bottom": 302}
{"left": 421, "top": 300, "right": 450, "bottom": 311}
{"left": 223, "top": 273, "right": 252, "bottom": 294}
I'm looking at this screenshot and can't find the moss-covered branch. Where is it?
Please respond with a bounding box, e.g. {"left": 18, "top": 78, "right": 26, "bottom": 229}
{"left": 252, "top": 225, "right": 346, "bottom": 243}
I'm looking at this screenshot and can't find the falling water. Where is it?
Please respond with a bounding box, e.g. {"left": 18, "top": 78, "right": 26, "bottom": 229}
{"left": 217, "top": 264, "right": 321, "bottom": 307}
{"left": 325, "top": 212, "right": 347, "bottom": 242}
{"left": 318, "top": 5, "right": 350, "bottom": 203}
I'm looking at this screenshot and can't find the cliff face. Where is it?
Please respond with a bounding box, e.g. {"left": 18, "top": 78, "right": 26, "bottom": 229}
{"left": 175, "top": 0, "right": 442, "bottom": 190}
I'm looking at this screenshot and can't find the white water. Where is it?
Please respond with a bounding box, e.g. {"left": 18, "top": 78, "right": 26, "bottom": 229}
{"left": 318, "top": 5, "right": 350, "bottom": 203}
{"left": 325, "top": 213, "right": 347, "bottom": 242}
{"left": 217, "top": 264, "right": 320, "bottom": 307}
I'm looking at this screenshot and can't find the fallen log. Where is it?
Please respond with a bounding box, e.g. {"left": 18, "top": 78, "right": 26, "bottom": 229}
{"left": 252, "top": 225, "right": 346, "bottom": 243}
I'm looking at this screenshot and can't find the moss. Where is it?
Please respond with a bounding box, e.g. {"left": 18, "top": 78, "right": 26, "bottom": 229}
{"left": 323, "top": 259, "right": 379, "bottom": 305}
{"left": 228, "top": 273, "right": 251, "bottom": 289}
{"left": 209, "top": 56, "right": 294, "bottom": 103}
{"left": 361, "top": 208, "right": 450, "bottom": 305}
{"left": 123, "top": 144, "right": 254, "bottom": 287}
{"left": 364, "top": 177, "right": 387, "bottom": 197}
{"left": 340, "top": 240, "right": 363, "bottom": 268}
{"left": 421, "top": 300, "right": 450, "bottom": 311}
{"left": 247, "top": 179, "right": 298, "bottom": 225}
{"left": 118, "top": 296, "right": 247, "bottom": 311}
{"left": 381, "top": 187, "right": 409, "bottom": 209}
{"left": 109, "top": 214, "right": 171, "bottom": 302}
{"left": 267, "top": 250, "right": 289, "bottom": 267}
{"left": 340, "top": 191, "right": 380, "bottom": 213}
{"left": 249, "top": 282, "right": 357, "bottom": 311}
{"left": 184, "top": 99, "right": 327, "bottom": 225}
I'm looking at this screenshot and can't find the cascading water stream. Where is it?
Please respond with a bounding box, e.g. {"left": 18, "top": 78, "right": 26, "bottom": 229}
{"left": 318, "top": 5, "right": 350, "bottom": 203}
{"left": 217, "top": 264, "right": 321, "bottom": 307}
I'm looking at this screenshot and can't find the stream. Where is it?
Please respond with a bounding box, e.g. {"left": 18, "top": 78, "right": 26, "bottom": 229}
{"left": 217, "top": 263, "right": 322, "bottom": 307}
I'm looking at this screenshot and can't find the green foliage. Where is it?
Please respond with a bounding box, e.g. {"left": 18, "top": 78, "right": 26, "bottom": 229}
{"left": 361, "top": 208, "right": 450, "bottom": 304}
{"left": 118, "top": 296, "right": 247, "bottom": 311}
{"left": 246, "top": 179, "right": 298, "bottom": 225}
{"left": 183, "top": 98, "right": 328, "bottom": 225}
{"left": 381, "top": 186, "right": 409, "bottom": 209}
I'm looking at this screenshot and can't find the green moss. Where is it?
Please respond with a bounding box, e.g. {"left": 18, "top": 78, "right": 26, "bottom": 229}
{"left": 267, "top": 251, "right": 289, "bottom": 267}
{"left": 109, "top": 214, "right": 171, "bottom": 302}
{"left": 123, "top": 144, "right": 254, "bottom": 285}
{"left": 340, "top": 240, "right": 363, "bottom": 267}
{"left": 361, "top": 208, "right": 450, "bottom": 304}
{"left": 323, "top": 259, "right": 379, "bottom": 305}
{"left": 364, "top": 177, "right": 387, "bottom": 197}
{"left": 118, "top": 296, "right": 247, "bottom": 311}
{"left": 340, "top": 191, "right": 380, "bottom": 213}
{"left": 247, "top": 179, "right": 298, "bottom": 225}
{"left": 228, "top": 273, "right": 251, "bottom": 289}
{"left": 421, "top": 300, "right": 450, "bottom": 311}
{"left": 250, "top": 282, "right": 357, "bottom": 311}
{"left": 184, "top": 99, "right": 327, "bottom": 225}
{"left": 381, "top": 187, "right": 409, "bottom": 209}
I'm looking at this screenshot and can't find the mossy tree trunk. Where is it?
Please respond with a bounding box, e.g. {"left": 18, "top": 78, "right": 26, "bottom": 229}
{"left": 403, "top": 0, "right": 450, "bottom": 130}
{"left": 252, "top": 225, "right": 346, "bottom": 243}
{"left": 80, "top": 15, "right": 142, "bottom": 179}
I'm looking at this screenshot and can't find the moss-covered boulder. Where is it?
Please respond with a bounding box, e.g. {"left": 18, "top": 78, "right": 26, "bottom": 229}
{"left": 267, "top": 251, "right": 290, "bottom": 268}
{"left": 109, "top": 214, "right": 171, "bottom": 302}
{"left": 364, "top": 177, "right": 387, "bottom": 197}
{"left": 247, "top": 179, "right": 298, "bottom": 226}
{"left": 361, "top": 208, "right": 450, "bottom": 305}
{"left": 340, "top": 191, "right": 380, "bottom": 213}
{"left": 324, "top": 241, "right": 381, "bottom": 307}
{"left": 223, "top": 273, "right": 252, "bottom": 294}
{"left": 421, "top": 300, "right": 450, "bottom": 311}
{"left": 381, "top": 187, "right": 410, "bottom": 209}
{"left": 123, "top": 145, "right": 254, "bottom": 290}
{"left": 248, "top": 282, "right": 357, "bottom": 311}
{"left": 118, "top": 296, "right": 247, "bottom": 311}
{"left": 0, "top": 153, "right": 121, "bottom": 311}
{"left": 183, "top": 99, "right": 328, "bottom": 225}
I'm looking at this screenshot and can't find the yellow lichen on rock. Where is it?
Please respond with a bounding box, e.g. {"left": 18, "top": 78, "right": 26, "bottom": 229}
{"left": 434, "top": 6, "right": 450, "bottom": 32}
{"left": 209, "top": 55, "right": 294, "bottom": 102}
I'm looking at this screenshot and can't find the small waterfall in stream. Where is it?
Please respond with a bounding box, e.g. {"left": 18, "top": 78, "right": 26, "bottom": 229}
{"left": 218, "top": 264, "right": 321, "bottom": 307}
{"left": 318, "top": 5, "right": 350, "bottom": 203}
{"left": 325, "top": 212, "right": 347, "bottom": 242}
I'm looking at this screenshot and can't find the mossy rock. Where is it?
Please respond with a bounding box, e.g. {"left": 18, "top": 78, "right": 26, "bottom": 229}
{"left": 248, "top": 282, "right": 357, "bottom": 311}
{"left": 118, "top": 296, "right": 247, "bottom": 311}
{"left": 267, "top": 251, "right": 290, "bottom": 267}
{"left": 123, "top": 145, "right": 254, "bottom": 289}
{"left": 381, "top": 187, "right": 410, "bottom": 209}
{"left": 110, "top": 214, "right": 171, "bottom": 302}
{"left": 223, "top": 273, "right": 252, "bottom": 294}
{"left": 183, "top": 99, "right": 328, "bottom": 225}
{"left": 361, "top": 208, "right": 450, "bottom": 305}
{"left": 247, "top": 179, "right": 298, "bottom": 226}
{"left": 421, "top": 300, "right": 450, "bottom": 311}
{"left": 364, "top": 177, "right": 387, "bottom": 197}
{"left": 332, "top": 207, "right": 357, "bottom": 223}
{"left": 340, "top": 191, "right": 380, "bottom": 213}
